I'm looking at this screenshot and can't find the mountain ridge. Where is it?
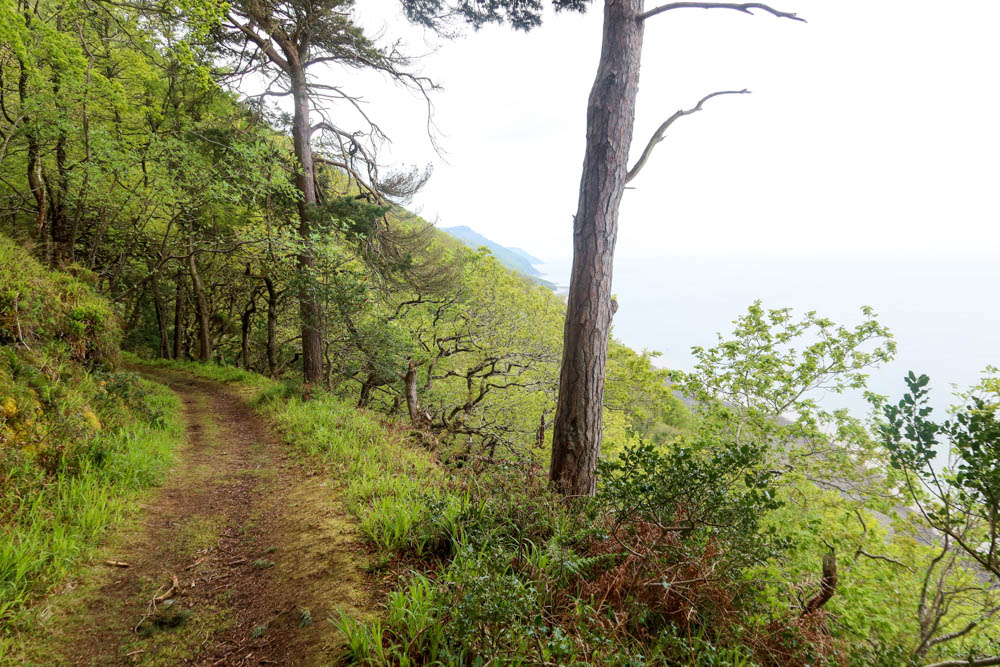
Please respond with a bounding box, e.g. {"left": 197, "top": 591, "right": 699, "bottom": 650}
{"left": 442, "top": 225, "right": 554, "bottom": 289}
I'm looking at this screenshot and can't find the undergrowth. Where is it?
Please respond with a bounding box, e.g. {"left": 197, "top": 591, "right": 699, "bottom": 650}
{"left": 152, "top": 358, "right": 838, "bottom": 665}
{"left": 0, "top": 239, "right": 185, "bottom": 654}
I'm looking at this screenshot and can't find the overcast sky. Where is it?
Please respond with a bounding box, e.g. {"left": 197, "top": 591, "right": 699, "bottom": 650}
{"left": 299, "top": 1, "right": 1000, "bottom": 413}
{"left": 327, "top": 0, "right": 1000, "bottom": 260}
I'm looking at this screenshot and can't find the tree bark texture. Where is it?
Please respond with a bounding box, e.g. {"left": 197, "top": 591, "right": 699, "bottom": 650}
{"left": 802, "top": 551, "right": 838, "bottom": 616}
{"left": 404, "top": 360, "right": 427, "bottom": 429}
{"left": 291, "top": 70, "right": 324, "bottom": 385}
{"left": 550, "top": 0, "right": 645, "bottom": 496}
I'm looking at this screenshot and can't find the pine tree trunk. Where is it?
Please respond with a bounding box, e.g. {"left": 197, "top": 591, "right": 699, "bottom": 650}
{"left": 550, "top": 0, "right": 645, "bottom": 497}
{"left": 290, "top": 70, "right": 324, "bottom": 385}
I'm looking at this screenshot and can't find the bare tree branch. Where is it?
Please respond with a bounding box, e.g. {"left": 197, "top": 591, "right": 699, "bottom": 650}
{"left": 923, "top": 658, "right": 1000, "bottom": 667}
{"left": 638, "top": 2, "right": 806, "bottom": 23}
{"left": 852, "top": 508, "right": 913, "bottom": 570}
{"left": 625, "top": 89, "right": 749, "bottom": 184}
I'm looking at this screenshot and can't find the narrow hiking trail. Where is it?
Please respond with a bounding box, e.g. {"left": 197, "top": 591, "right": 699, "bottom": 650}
{"left": 23, "top": 369, "right": 369, "bottom": 666}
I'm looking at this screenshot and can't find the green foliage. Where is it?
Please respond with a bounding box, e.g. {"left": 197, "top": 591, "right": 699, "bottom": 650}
{"left": 0, "top": 239, "right": 120, "bottom": 365}
{"left": 876, "top": 369, "right": 1000, "bottom": 582}
{"left": 879, "top": 371, "right": 1000, "bottom": 546}
{"left": 671, "top": 301, "right": 897, "bottom": 500}
{"left": 599, "top": 437, "right": 787, "bottom": 571}
{"left": 3, "top": 0, "right": 992, "bottom": 658}
{"left": 0, "top": 242, "right": 183, "bottom": 634}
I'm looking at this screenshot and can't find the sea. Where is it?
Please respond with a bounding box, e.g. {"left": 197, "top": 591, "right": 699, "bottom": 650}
{"left": 537, "top": 255, "right": 1000, "bottom": 425}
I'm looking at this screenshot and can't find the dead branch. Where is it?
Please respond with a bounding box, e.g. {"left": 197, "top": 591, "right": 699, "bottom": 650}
{"left": 852, "top": 508, "right": 912, "bottom": 570}
{"left": 855, "top": 548, "right": 911, "bottom": 569}
{"left": 104, "top": 560, "right": 130, "bottom": 567}
{"left": 134, "top": 573, "right": 180, "bottom": 632}
{"left": 183, "top": 557, "right": 206, "bottom": 571}
{"left": 923, "top": 658, "right": 1000, "bottom": 667}
{"left": 625, "top": 90, "right": 749, "bottom": 184}
{"left": 802, "top": 550, "right": 837, "bottom": 616}
{"left": 153, "top": 574, "right": 180, "bottom": 603}
{"left": 639, "top": 2, "right": 806, "bottom": 23}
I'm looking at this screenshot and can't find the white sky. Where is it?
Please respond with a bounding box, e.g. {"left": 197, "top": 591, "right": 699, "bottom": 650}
{"left": 327, "top": 0, "right": 1000, "bottom": 260}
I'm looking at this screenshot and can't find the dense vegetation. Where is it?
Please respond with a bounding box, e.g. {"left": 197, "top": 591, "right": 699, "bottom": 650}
{"left": 0, "top": 238, "right": 182, "bottom": 647}
{"left": 1, "top": 0, "right": 998, "bottom": 664}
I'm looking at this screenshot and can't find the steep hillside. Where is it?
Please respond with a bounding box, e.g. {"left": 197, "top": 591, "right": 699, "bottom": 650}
{"left": 0, "top": 237, "right": 183, "bottom": 641}
{"left": 442, "top": 225, "right": 554, "bottom": 287}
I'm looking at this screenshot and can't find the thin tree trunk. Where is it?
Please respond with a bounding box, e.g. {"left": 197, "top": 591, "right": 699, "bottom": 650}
{"left": 50, "top": 110, "right": 71, "bottom": 265}
{"left": 17, "top": 60, "right": 45, "bottom": 249}
{"left": 240, "top": 296, "right": 256, "bottom": 370}
{"left": 48, "top": 36, "right": 73, "bottom": 267}
{"left": 151, "top": 273, "right": 171, "bottom": 359}
{"left": 264, "top": 275, "right": 279, "bottom": 377}
{"left": 173, "top": 268, "right": 185, "bottom": 360}
{"left": 187, "top": 241, "right": 211, "bottom": 363}
{"left": 290, "top": 69, "right": 324, "bottom": 384}
{"left": 550, "top": 0, "right": 645, "bottom": 497}
{"left": 358, "top": 374, "right": 374, "bottom": 408}
{"left": 404, "top": 360, "right": 423, "bottom": 428}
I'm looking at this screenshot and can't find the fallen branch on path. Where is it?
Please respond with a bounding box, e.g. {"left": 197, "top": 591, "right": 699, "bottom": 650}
{"left": 183, "top": 557, "right": 206, "bottom": 570}
{"left": 134, "top": 573, "right": 181, "bottom": 632}
{"left": 154, "top": 574, "right": 180, "bottom": 603}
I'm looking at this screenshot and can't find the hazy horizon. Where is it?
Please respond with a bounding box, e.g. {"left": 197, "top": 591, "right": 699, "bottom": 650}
{"left": 532, "top": 253, "right": 998, "bottom": 423}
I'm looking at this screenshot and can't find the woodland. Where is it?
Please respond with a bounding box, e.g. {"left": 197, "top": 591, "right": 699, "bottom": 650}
{"left": 0, "top": 0, "right": 999, "bottom": 664}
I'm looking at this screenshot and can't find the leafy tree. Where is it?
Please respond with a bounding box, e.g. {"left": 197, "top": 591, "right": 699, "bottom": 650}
{"left": 204, "top": 0, "right": 437, "bottom": 383}
{"left": 671, "top": 301, "right": 897, "bottom": 496}
{"left": 876, "top": 371, "right": 1000, "bottom": 582}
{"left": 873, "top": 370, "right": 1000, "bottom": 666}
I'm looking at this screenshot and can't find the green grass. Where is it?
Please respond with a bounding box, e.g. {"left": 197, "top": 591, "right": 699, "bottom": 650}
{"left": 0, "top": 240, "right": 188, "bottom": 651}
{"left": 128, "top": 357, "right": 464, "bottom": 558}
{"left": 0, "top": 378, "right": 183, "bottom": 636}
{"left": 123, "top": 352, "right": 272, "bottom": 387}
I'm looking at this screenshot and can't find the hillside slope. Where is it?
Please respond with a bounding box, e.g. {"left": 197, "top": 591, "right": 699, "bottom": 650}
{"left": 442, "top": 225, "right": 545, "bottom": 278}
{"left": 0, "top": 237, "right": 183, "bottom": 649}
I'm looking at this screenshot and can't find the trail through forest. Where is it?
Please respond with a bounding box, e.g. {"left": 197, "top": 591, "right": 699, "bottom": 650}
{"left": 26, "top": 368, "right": 368, "bottom": 665}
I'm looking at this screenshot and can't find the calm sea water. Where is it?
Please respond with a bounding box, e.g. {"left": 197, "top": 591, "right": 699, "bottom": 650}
{"left": 538, "top": 255, "right": 1000, "bottom": 422}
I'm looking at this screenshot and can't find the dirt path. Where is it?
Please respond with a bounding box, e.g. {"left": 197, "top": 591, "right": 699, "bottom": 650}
{"left": 27, "top": 369, "right": 369, "bottom": 666}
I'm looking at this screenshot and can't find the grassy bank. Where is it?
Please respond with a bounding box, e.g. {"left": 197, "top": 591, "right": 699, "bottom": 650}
{"left": 0, "top": 240, "right": 187, "bottom": 655}
{"left": 0, "top": 378, "right": 182, "bottom": 625}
